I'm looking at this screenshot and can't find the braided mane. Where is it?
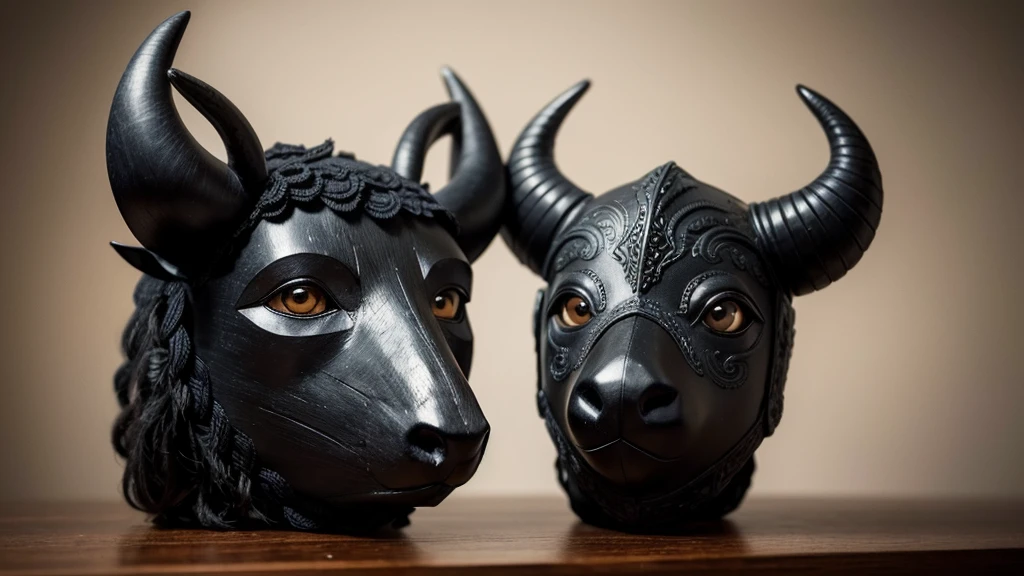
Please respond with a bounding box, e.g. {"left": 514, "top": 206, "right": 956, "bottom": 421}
{"left": 113, "top": 277, "right": 322, "bottom": 529}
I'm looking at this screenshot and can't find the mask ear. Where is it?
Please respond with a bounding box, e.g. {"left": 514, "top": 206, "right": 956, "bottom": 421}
{"left": 111, "top": 242, "right": 187, "bottom": 282}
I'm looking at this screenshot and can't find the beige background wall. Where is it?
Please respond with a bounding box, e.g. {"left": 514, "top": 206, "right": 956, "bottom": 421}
{"left": 1, "top": 0, "right": 1021, "bottom": 503}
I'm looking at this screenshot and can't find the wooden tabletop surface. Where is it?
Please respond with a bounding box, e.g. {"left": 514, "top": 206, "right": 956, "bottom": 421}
{"left": 1, "top": 497, "right": 1022, "bottom": 575}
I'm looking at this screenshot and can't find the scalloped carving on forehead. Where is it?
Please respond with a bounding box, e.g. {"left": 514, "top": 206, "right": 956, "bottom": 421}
{"left": 238, "top": 140, "right": 457, "bottom": 234}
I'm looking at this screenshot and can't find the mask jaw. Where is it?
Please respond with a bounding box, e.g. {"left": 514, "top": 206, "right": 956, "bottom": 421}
{"left": 110, "top": 241, "right": 188, "bottom": 282}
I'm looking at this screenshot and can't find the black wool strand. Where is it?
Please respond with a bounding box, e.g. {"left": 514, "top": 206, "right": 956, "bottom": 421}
{"left": 112, "top": 276, "right": 317, "bottom": 530}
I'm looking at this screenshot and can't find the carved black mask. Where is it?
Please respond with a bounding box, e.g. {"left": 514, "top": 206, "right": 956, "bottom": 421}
{"left": 107, "top": 12, "right": 505, "bottom": 532}
{"left": 502, "top": 81, "right": 882, "bottom": 532}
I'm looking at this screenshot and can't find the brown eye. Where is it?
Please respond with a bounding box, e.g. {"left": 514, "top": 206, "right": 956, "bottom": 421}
{"left": 703, "top": 300, "right": 746, "bottom": 333}
{"left": 432, "top": 289, "right": 462, "bottom": 320}
{"left": 558, "top": 295, "right": 592, "bottom": 328}
{"left": 267, "top": 284, "right": 329, "bottom": 317}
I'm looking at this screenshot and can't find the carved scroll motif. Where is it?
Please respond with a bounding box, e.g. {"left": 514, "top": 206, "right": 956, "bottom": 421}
{"left": 548, "top": 203, "right": 628, "bottom": 275}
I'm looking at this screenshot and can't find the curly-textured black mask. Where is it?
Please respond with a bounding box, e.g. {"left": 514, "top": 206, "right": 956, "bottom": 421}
{"left": 107, "top": 12, "right": 505, "bottom": 532}
{"left": 502, "top": 81, "right": 882, "bottom": 532}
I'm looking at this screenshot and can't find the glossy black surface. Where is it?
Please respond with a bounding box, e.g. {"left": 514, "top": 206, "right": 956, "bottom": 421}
{"left": 193, "top": 210, "right": 487, "bottom": 506}
{"left": 107, "top": 11, "right": 504, "bottom": 530}
{"left": 106, "top": 11, "right": 264, "bottom": 277}
{"left": 503, "top": 81, "right": 883, "bottom": 531}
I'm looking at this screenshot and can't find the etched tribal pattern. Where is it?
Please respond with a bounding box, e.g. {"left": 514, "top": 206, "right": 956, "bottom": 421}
{"left": 702, "top": 327, "right": 764, "bottom": 390}
{"left": 691, "top": 225, "right": 770, "bottom": 286}
{"left": 611, "top": 164, "right": 702, "bottom": 293}
{"left": 579, "top": 269, "right": 607, "bottom": 312}
{"left": 614, "top": 169, "right": 656, "bottom": 289}
{"left": 677, "top": 270, "right": 728, "bottom": 315}
{"left": 547, "top": 203, "right": 629, "bottom": 276}
{"left": 765, "top": 294, "right": 796, "bottom": 436}
{"left": 633, "top": 168, "right": 699, "bottom": 293}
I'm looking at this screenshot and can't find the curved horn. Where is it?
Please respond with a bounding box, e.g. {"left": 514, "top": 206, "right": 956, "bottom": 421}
{"left": 502, "top": 80, "right": 593, "bottom": 277}
{"left": 749, "top": 85, "right": 883, "bottom": 296}
{"left": 393, "top": 68, "right": 504, "bottom": 263}
{"left": 392, "top": 102, "right": 460, "bottom": 182}
{"left": 106, "top": 11, "right": 266, "bottom": 273}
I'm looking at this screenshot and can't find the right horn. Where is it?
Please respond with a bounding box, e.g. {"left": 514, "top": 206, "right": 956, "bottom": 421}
{"left": 502, "top": 81, "right": 594, "bottom": 277}
{"left": 749, "top": 85, "right": 883, "bottom": 296}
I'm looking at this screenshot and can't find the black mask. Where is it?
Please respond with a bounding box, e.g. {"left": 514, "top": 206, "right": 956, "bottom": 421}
{"left": 107, "top": 12, "right": 504, "bottom": 532}
{"left": 503, "top": 81, "right": 882, "bottom": 532}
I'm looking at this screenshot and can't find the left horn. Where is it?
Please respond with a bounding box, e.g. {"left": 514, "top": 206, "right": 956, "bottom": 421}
{"left": 106, "top": 11, "right": 266, "bottom": 274}
{"left": 392, "top": 68, "right": 505, "bottom": 262}
{"left": 749, "top": 85, "right": 883, "bottom": 296}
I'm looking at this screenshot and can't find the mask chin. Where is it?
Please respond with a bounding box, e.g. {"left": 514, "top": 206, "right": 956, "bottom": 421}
{"left": 538, "top": 389, "right": 760, "bottom": 533}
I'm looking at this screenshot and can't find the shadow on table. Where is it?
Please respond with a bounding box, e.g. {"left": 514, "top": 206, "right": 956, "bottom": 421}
{"left": 116, "top": 524, "right": 423, "bottom": 569}
{"left": 556, "top": 518, "right": 749, "bottom": 561}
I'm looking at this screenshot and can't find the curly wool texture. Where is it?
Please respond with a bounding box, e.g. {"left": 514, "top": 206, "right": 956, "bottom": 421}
{"left": 111, "top": 144, "right": 447, "bottom": 530}
{"left": 242, "top": 140, "right": 456, "bottom": 233}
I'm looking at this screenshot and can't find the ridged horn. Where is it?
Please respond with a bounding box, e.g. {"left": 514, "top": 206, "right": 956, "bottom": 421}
{"left": 106, "top": 11, "right": 266, "bottom": 274}
{"left": 502, "top": 80, "right": 594, "bottom": 277}
{"left": 392, "top": 68, "right": 504, "bottom": 263}
{"left": 749, "top": 85, "right": 883, "bottom": 296}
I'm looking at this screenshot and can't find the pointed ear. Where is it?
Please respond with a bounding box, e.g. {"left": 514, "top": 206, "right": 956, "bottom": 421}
{"left": 111, "top": 242, "right": 188, "bottom": 282}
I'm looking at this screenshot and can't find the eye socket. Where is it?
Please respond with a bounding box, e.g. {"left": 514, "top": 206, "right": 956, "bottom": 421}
{"left": 265, "top": 283, "right": 336, "bottom": 317}
{"left": 432, "top": 288, "right": 463, "bottom": 321}
{"left": 702, "top": 299, "right": 749, "bottom": 334}
{"left": 556, "top": 295, "right": 593, "bottom": 328}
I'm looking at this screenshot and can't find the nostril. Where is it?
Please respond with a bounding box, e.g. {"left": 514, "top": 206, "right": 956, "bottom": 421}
{"left": 639, "top": 384, "right": 678, "bottom": 418}
{"left": 407, "top": 425, "right": 447, "bottom": 467}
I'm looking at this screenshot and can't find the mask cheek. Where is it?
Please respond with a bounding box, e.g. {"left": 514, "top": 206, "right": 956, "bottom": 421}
{"left": 546, "top": 320, "right": 586, "bottom": 382}
{"left": 694, "top": 319, "right": 767, "bottom": 390}
{"left": 440, "top": 318, "right": 474, "bottom": 378}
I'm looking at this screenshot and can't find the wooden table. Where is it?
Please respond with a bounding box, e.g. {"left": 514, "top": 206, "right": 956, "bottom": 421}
{"left": 1, "top": 497, "right": 1022, "bottom": 574}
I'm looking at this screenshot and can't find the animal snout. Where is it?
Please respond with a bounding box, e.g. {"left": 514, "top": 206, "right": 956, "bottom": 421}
{"left": 408, "top": 425, "right": 448, "bottom": 466}
{"left": 566, "top": 362, "right": 621, "bottom": 450}
{"left": 563, "top": 316, "right": 691, "bottom": 485}
{"left": 566, "top": 367, "right": 684, "bottom": 451}
{"left": 374, "top": 422, "right": 489, "bottom": 491}
{"left": 407, "top": 424, "right": 488, "bottom": 469}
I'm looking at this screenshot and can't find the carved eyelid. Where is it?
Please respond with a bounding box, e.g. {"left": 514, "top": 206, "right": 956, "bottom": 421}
{"left": 547, "top": 269, "right": 607, "bottom": 316}
{"left": 690, "top": 292, "right": 764, "bottom": 333}
{"left": 679, "top": 272, "right": 763, "bottom": 324}
{"left": 424, "top": 258, "right": 473, "bottom": 304}
{"left": 235, "top": 253, "right": 361, "bottom": 311}
{"left": 263, "top": 277, "right": 339, "bottom": 312}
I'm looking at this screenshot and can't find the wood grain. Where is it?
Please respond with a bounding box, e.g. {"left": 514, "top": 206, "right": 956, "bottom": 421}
{"left": 1, "top": 497, "right": 1022, "bottom": 574}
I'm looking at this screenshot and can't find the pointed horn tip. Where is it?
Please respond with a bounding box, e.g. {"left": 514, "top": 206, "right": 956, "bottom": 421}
{"left": 166, "top": 68, "right": 207, "bottom": 93}
{"left": 166, "top": 67, "right": 185, "bottom": 83}
{"left": 439, "top": 66, "right": 472, "bottom": 101}
{"left": 795, "top": 84, "right": 818, "bottom": 101}
{"left": 559, "top": 79, "right": 591, "bottom": 104}
{"left": 161, "top": 10, "right": 191, "bottom": 29}
{"left": 440, "top": 66, "right": 462, "bottom": 87}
